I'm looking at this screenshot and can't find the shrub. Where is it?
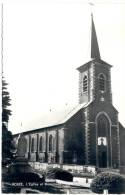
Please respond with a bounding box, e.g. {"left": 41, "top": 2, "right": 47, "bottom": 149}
{"left": 90, "top": 172, "right": 125, "bottom": 194}
{"left": 46, "top": 167, "right": 73, "bottom": 181}
{"left": 55, "top": 169, "right": 73, "bottom": 181}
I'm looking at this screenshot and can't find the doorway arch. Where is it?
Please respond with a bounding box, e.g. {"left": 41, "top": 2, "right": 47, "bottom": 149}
{"left": 96, "top": 112, "right": 112, "bottom": 168}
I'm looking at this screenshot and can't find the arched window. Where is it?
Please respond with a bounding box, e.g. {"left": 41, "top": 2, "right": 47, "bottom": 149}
{"left": 83, "top": 75, "right": 88, "bottom": 92}
{"left": 17, "top": 137, "right": 27, "bottom": 156}
{"left": 97, "top": 114, "right": 109, "bottom": 137}
{"left": 39, "top": 136, "right": 43, "bottom": 152}
{"left": 49, "top": 135, "right": 53, "bottom": 152}
{"left": 31, "top": 138, "right": 35, "bottom": 152}
{"left": 99, "top": 74, "right": 105, "bottom": 91}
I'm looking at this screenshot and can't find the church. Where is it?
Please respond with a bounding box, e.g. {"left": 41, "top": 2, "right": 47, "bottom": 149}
{"left": 14, "top": 14, "right": 125, "bottom": 169}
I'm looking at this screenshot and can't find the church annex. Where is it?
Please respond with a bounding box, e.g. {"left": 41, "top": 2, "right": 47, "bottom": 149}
{"left": 14, "top": 14, "right": 125, "bottom": 168}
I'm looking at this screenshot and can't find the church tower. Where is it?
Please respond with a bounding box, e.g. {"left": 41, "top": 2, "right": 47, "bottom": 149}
{"left": 77, "top": 14, "right": 112, "bottom": 105}
{"left": 77, "top": 14, "right": 120, "bottom": 168}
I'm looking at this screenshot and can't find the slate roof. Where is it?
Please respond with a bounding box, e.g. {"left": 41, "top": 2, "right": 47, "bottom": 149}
{"left": 14, "top": 102, "right": 91, "bottom": 135}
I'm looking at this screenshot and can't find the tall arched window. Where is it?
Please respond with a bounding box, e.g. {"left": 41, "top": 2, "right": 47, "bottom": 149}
{"left": 17, "top": 137, "right": 27, "bottom": 156}
{"left": 83, "top": 75, "right": 88, "bottom": 92}
{"left": 31, "top": 138, "right": 35, "bottom": 152}
{"left": 49, "top": 135, "right": 53, "bottom": 152}
{"left": 97, "top": 114, "right": 109, "bottom": 137}
{"left": 99, "top": 74, "right": 105, "bottom": 91}
{"left": 39, "top": 136, "right": 43, "bottom": 152}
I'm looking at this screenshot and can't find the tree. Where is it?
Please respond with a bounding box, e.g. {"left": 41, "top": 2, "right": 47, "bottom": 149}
{"left": 2, "top": 76, "right": 15, "bottom": 165}
{"left": 2, "top": 77, "right": 12, "bottom": 124}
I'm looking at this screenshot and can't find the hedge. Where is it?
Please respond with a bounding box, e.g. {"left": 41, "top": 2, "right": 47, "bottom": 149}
{"left": 90, "top": 172, "right": 125, "bottom": 194}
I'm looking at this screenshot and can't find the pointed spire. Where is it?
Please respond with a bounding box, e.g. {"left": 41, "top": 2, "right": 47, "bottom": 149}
{"left": 91, "top": 13, "right": 101, "bottom": 59}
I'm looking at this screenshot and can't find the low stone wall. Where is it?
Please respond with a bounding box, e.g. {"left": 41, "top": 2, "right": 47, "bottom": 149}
{"left": 29, "top": 162, "right": 96, "bottom": 174}
{"left": 62, "top": 164, "right": 83, "bottom": 172}
{"left": 56, "top": 177, "right": 92, "bottom": 188}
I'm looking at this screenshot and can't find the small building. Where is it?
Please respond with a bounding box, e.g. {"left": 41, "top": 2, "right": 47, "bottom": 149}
{"left": 14, "top": 14, "right": 125, "bottom": 168}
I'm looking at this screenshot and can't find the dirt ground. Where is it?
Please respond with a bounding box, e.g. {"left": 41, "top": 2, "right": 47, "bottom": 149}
{"left": 2, "top": 181, "right": 93, "bottom": 194}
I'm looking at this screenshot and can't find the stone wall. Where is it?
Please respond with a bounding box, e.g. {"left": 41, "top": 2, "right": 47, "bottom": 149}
{"left": 17, "top": 125, "right": 65, "bottom": 164}
{"left": 63, "top": 109, "right": 85, "bottom": 164}
{"left": 119, "top": 123, "right": 125, "bottom": 167}
{"left": 29, "top": 162, "right": 96, "bottom": 174}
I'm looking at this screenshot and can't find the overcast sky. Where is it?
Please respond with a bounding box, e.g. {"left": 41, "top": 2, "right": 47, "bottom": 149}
{"left": 2, "top": 0, "right": 125, "bottom": 134}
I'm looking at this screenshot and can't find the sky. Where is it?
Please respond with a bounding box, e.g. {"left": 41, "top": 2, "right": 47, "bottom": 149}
{"left": 2, "top": 0, "right": 125, "bottom": 134}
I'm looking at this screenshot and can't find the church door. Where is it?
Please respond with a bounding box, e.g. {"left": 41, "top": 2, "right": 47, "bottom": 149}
{"left": 102, "top": 151, "right": 107, "bottom": 167}
{"left": 98, "top": 148, "right": 107, "bottom": 168}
